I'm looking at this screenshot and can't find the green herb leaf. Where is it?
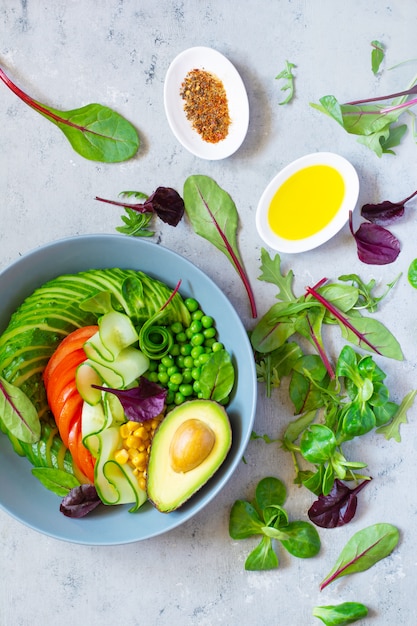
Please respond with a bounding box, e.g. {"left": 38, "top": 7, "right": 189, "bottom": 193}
{"left": 0, "top": 67, "right": 139, "bottom": 162}
{"left": 258, "top": 249, "right": 296, "bottom": 301}
{"left": 376, "top": 389, "right": 417, "bottom": 441}
{"left": 371, "top": 40, "right": 385, "bottom": 75}
{"left": 320, "top": 523, "right": 399, "bottom": 590}
{"left": 279, "top": 520, "right": 321, "bottom": 558}
{"left": 255, "top": 476, "right": 286, "bottom": 509}
{"left": 245, "top": 535, "right": 279, "bottom": 570}
{"left": 229, "top": 500, "right": 264, "bottom": 539}
{"left": 275, "top": 60, "right": 296, "bottom": 105}
{"left": 31, "top": 467, "right": 80, "bottom": 496}
{"left": 116, "top": 207, "right": 154, "bottom": 237}
{"left": 199, "top": 349, "right": 235, "bottom": 402}
{"left": 183, "top": 175, "right": 257, "bottom": 317}
{"left": 0, "top": 375, "right": 40, "bottom": 443}
{"left": 313, "top": 602, "right": 368, "bottom": 625}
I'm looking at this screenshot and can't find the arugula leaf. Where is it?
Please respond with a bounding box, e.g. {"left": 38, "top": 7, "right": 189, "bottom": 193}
{"left": 0, "top": 66, "right": 139, "bottom": 163}
{"left": 376, "top": 389, "right": 417, "bottom": 441}
{"left": 0, "top": 375, "right": 40, "bottom": 443}
{"left": 183, "top": 175, "right": 257, "bottom": 318}
{"left": 320, "top": 523, "right": 399, "bottom": 590}
{"left": 275, "top": 60, "right": 296, "bottom": 105}
{"left": 258, "top": 247, "right": 296, "bottom": 301}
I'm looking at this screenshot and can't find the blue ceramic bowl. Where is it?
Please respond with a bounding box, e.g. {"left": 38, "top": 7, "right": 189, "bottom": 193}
{"left": 0, "top": 235, "right": 257, "bottom": 544}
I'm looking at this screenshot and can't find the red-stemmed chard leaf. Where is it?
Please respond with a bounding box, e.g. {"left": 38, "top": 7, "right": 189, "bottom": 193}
{"left": 96, "top": 187, "right": 184, "bottom": 227}
{"left": 0, "top": 66, "right": 139, "bottom": 163}
{"left": 308, "top": 478, "right": 371, "bottom": 528}
{"left": 361, "top": 189, "right": 417, "bottom": 225}
{"left": 183, "top": 175, "right": 257, "bottom": 319}
{"left": 92, "top": 377, "right": 167, "bottom": 422}
{"left": 349, "top": 211, "right": 400, "bottom": 265}
{"left": 60, "top": 484, "right": 102, "bottom": 518}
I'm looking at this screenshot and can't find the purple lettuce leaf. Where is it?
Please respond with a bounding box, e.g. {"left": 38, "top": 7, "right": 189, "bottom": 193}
{"left": 308, "top": 478, "right": 371, "bottom": 528}
{"left": 349, "top": 212, "right": 400, "bottom": 265}
{"left": 60, "top": 484, "right": 102, "bottom": 518}
{"left": 92, "top": 377, "right": 167, "bottom": 422}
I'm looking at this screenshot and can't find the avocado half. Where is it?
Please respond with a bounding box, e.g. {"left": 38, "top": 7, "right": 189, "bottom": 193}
{"left": 146, "top": 399, "right": 232, "bottom": 513}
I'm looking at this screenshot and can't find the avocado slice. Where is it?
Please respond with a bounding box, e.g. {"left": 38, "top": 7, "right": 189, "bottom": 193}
{"left": 147, "top": 399, "right": 232, "bottom": 513}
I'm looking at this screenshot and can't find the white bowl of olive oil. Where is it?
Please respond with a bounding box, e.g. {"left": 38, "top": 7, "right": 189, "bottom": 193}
{"left": 256, "top": 152, "right": 359, "bottom": 253}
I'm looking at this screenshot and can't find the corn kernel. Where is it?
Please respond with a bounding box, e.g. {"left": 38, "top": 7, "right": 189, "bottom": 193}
{"left": 114, "top": 448, "right": 129, "bottom": 464}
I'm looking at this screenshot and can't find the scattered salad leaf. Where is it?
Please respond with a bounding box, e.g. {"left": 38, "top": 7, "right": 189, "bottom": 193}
{"left": 375, "top": 389, "right": 417, "bottom": 441}
{"left": 0, "top": 375, "right": 40, "bottom": 443}
{"left": 251, "top": 252, "right": 411, "bottom": 518}
{"left": 183, "top": 175, "right": 257, "bottom": 318}
{"left": 311, "top": 80, "right": 417, "bottom": 156}
{"left": 229, "top": 477, "right": 320, "bottom": 570}
{"left": 308, "top": 478, "right": 371, "bottom": 528}
{"left": 313, "top": 602, "right": 368, "bottom": 625}
{"left": 96, "top": 186, "right": 185, "bottom": 233}
{"left": 371, "top": 40, "right": 385, "bottom": 75}
{"left": 0, "top": 66, "right": 139, "bottom": 162}
{"left": 60, "top": 484, "right": 102, "bottom": 518}
{"left": 349, "top": 211, "right": 401, "bottom": 265}
{"left": 31, "top": 467, "right": 81, "bottom": 497}
{"left": 92, "top": 377, "right": 167, "bottom": 422}
{"left": 275, "top": 60, "right": 296, "bottom": 105}
{"left": 319, "top": 523, "right": 399, "bottom": 590}
{"left": 361, "top": 189, "right": 417, "bottom": 225}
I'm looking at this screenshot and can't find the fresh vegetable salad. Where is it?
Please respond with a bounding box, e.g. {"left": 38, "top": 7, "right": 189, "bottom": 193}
{"left": 0, "top": 268, "right": 235, "bottom": 518}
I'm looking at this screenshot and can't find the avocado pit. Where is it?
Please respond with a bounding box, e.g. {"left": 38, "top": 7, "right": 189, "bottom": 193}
{"left": 169, "top": 418, "right": 216, "bottom": 473}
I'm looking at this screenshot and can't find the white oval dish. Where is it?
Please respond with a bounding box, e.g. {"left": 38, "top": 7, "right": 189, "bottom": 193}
{"left": 164, "top": 46, "right": 249, "bottom": 160}
{"left": 256, "top": 152, "right": 360, "bottom": 253}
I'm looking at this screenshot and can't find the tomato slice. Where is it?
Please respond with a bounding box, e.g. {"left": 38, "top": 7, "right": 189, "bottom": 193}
{"left": 68, "top": 417, "right": 95, "bottom": 483}
{"left": 43, "top": 325, "right": 98, "bottom": 384}
{"left": 57, "top": 388, "right": 83, "bottom": 447}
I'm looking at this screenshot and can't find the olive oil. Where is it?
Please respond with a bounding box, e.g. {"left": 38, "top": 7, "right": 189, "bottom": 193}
{"left": 267, "top": 164, "right": 345, "bottom": 240}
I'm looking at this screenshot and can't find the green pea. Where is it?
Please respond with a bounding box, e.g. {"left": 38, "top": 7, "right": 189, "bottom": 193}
{"left": 176, "top": 331, "right": 187, "bottom": 343}
{"left": 167, "top": 381, "right": 179, "bottom": 392}
{"left": 170, "top": 343, "right": 180, "bottom": 357}
{"left": 147, "top": 360, "right": 158, "bottom": 372}
{"left": 212, "top": 341, "right": 224, "bottom": 352}
{"left": 179, "top": 383, "right": 193, "bottom": 397}
{"left": 185, "top": 327, "right": 193, "bottom": 339}
{"left": 203, "top": 326, "right": 216, "bottom": 339}
{"left": 158, "top": 363, "right": 167, "bottom": 372}
{"left": 170, "top": 321, "right": 183, "bottom": 335}
{"left": 170, "top": 372, "right": 183, "bottom": 385}
{"left": 166, "top": 390, "right": 175, "bottom": 404}
{"left": 191, "top": 345, "right": 204, "bottom": 359}
{"left": 183, "top": 355, "right": 194, "bottom": 368}
{"left": 148, "top": 371, "right": 159, "bottom": 383}
{"left": 174, "top": 392, "right": 185, "bottom": 405}
{"left": 167, "top": 365, "right": 178, "bottom": 377}
{"left": 191, "top": 367, "right": 201, "bottom": 380}
{"left": 157, "top": 371, "right": 169, "bottom": 384}
{"left": 180, "top": 343, "right": 192, "bottom": 356}
{"left": 192, "top": 309, "right": 204, "bottom": 321}
{"left": 161, "top": 355, "right": 174, "bottom": 368}
{"left": 201, "top": 315, "right": 214, "bottom": 328}
{"left": 176, "top": 354, "right": 185, "bottom": 368}
{"left": 193, "top": 380, "right": 201, "bottom": 393}
{"left": 182, "top": 368, "right": 193, "bottom": 383}
{"left": 191, "top": 332, "right": 205, "bottom": 346}
{"left": 204, "top": 337, "right": 215, "bottom": 348}
{"left": 190, "top": 320, "right": 203, "bottom": 334}
{"left": 198, "top": 353, "right": 211, "bottom": 366}
{"left": 185, "top": 297, "right": 199, "bottom": 312}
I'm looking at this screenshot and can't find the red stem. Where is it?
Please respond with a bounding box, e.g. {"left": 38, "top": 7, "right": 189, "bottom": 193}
{"left": 305, "top": 283, "right": 382, "bottom": 355}
{"left": 306, "top": 315, "right": 335, "bottom": 379}
{"left": 95, "top": 196, "right": 148, "bottom": 213}
{"left": 0, "top": 66, "right": 102, "bottom": 136}
{"left": 346, "top": 84, "right": 417, "bottom": 106}
{"left": 197, "top": 190, "right": 257, "bottom": 319}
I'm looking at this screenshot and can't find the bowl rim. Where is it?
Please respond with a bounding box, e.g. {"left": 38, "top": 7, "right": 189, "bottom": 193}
{"left": 0, "top": 234, "right": 257, "bottom": 544}
{"left": 255, "top": 151, "right": 360, "bottom": 253}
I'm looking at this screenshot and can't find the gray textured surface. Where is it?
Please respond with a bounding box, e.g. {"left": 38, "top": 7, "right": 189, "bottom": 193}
{"left": 1, "top": 1, "right": 417, "bottom": 624}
